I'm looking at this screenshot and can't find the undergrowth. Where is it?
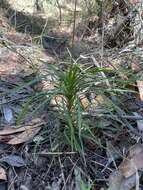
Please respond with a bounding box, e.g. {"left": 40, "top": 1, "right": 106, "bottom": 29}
{"left": 16, "top": 55, "right": 136, "bottom": 156}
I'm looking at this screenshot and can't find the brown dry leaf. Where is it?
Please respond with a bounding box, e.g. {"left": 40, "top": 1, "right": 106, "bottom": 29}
{"left": 137, "top": 80, "right": 143, "bottom": 101}
{"left": 51, "top": 94, "right": 90, "bottom": 110}
{"left": 129, "top": 0, "right": 140, "bottom": 4}
{"left": 108, "top": 170, "right": 137, "bottom": 190}
{"left": 90, "top": 95, "right": 106, "bottom": 110}
{"left": 119, "top": 143, "right": 143, "bottom": 178}
{"left": 0, "top": 126, "right": 29, "bottom": 135}
{"left": 131, "top": 63, "right": 141, "bottom": 73}
{"left": 0, "top": 118, "right": 44, "bottom": 136}
{"left": 129, "top": 143, "right": 143, "bottom": 157}
{"left": 40, "top": 80, "right": 55, "bottom": 91}
{"left": 50, "top": 95, "right": 67, "bottom": 109}
{"left": 0, "top": 167, "right": 7, "bottom": 180}
{"left": 7, "top": 127, "right": 41, "bottom": 145}
{"left": 79, "top": 95, "right": 90, "bottom": 110}
{"left": 0, "top": 118, "right": 45, "bottom": 144}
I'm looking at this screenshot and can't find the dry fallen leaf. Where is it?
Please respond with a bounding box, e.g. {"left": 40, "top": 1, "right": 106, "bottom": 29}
{"left": 0, "top": 118, "right": 44, "bottom": 135}
{"left": 131, "top": 62, "right": 141, "bottom": 73}
{"left": 0, "top": 155, "right": 26, "bottom": 167}
{"left": 79, "top": 95, "right": 90, "bottom": 110}
{"left": 108, "top": 170, "right": 137, "bottom": 190}
{"left": 50, "top": 94, "right": 90, "bottom": 111}
{"left": 137, "top": 80, "right": 143, "bottom": 101}
{"left": 0, "top": 167, "right": 7, "bottom": 180}
{"left": 129, "top": 0, "right": 140, "bottom": 4}
{"left": 129, "top": 143, "right": 143, "bottom": 157}
{"left": 90, "top": 95, "right": 107, "bottom": 111}
{"left": 2, "top": 105, "right": 14, "bottom": 125}
{"left": 119, "top": 143, "right": 143, "bottom": 178}
{"left": 7, "top": 127, "right": 41, "bottom": 145}
{"left": 0, "top": 118, "right": 44, "bottom": 144}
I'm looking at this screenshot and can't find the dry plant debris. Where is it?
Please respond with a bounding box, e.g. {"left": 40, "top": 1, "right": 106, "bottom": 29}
{"left": 119, "top": 144, "right": 143, "bottom": 178}
{"left": 0, "top": 167, "right": 7, "bottom": 181}
{"left": 108, "top": 170, "right": 138, "bottom": 190}
{"left": 0, "top": 118, "right": 45, "bottom": 144}
{"left": 137, "top": 80, "right": 143, "bottom": 101}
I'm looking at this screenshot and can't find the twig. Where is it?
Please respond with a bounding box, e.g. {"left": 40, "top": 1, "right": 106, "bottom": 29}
{"left": 92, "top": 160, "right": 113, "bottom": 172}
{"left": 71, "top": 0, "right": 78, "bottom": 48}
{"left": 82, "top": 111, "right": 143, "bottom": 121}
{"left": 79, "top": 54, "right": 111, "bottom": 88}
{"left": 91, "top": 55, "right": 111, "bottom": 88}
{"left": 119, "top": 115, "right": 143, "bottom": 120}
{"left": 33, "top": 151, "right": 77, "bottom": 156}
{"left": 59, "top": 156, "right": 66, "bottom": 189}
{"left": 56, "top": 0, "right": 62, "bottom": 24}
{"left": 62, "top": 158, "right": 79, "bottom": 190}
{"left": 100, "top": 0, "right": 105, "bottom": 67}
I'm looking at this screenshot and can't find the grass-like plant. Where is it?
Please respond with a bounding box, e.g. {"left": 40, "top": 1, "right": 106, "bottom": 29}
{"left": 28, "top": 60, "right": 116, "bottom": 152}
{"left": 16, "top": 60, "right": 107, "bottom": 152}
{"left": 40, "top": 62, "right": 95, "bottom": 152}
{"left": 17, "top": 57, "right": 136, "bottom": 154}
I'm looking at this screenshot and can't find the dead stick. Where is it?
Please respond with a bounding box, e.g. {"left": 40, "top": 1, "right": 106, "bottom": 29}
{"left": 71, "top": 0, "right": 78, "bottom": 48}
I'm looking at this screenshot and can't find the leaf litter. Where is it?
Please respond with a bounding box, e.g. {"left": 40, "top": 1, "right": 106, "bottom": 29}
{"left": 0, "top": 155, "right": 26, "bottom": 167}
{"left": 1, "top": 6, "right": 143, "bottom": 190}
{"left": 108, "top": 143, "right": 143, "bottom": 190}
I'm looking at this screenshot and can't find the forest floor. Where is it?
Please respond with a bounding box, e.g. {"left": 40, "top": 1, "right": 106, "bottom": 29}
{"left": 0, "top": 6, "right": 143, "bottom": 190}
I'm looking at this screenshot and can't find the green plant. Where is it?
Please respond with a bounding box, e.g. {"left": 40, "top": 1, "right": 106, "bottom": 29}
{"left": 42, "top": 62, "right": 96, "bottom": 152}
{"left": 17, "top": 56, "right": 135, "bottom": 154}
{"left": 17, "top": 61, "right": 102, "bottom": 151}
